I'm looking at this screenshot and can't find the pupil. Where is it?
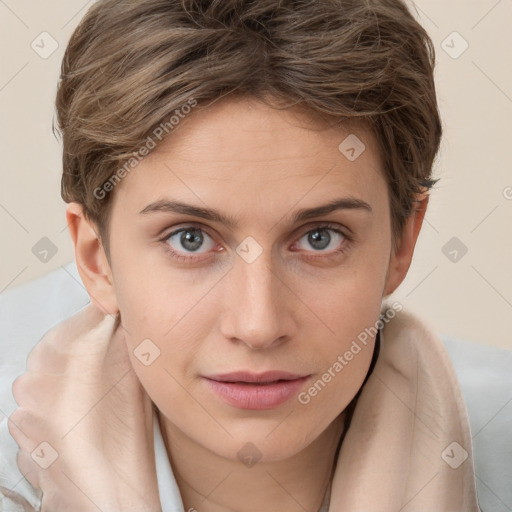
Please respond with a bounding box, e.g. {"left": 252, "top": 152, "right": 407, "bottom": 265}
{"left": 181, "top": 229, "right": 203, "bottom": 251}
{"left": 309, "top": 229, "right": 330, "bottom": 250}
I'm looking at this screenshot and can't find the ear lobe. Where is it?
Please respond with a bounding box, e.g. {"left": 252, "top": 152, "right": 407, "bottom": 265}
{"left": 383, "top": 192, "right": 430, "bottom": 297}
{"left": 66, "top": 202, "right": 119, "bottom": 315}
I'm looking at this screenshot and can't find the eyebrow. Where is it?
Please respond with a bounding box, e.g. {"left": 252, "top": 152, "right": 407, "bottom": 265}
{"left": 139, "top": 197, "right": 372, "bottom": 229}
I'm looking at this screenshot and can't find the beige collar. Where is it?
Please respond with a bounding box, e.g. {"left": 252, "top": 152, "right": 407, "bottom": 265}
{"left": 328, "top": 308, "right": 480, "bottom": 511}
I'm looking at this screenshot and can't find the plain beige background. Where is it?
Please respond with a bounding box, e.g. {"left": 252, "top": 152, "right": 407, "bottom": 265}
{"left": 0, "top": 1, "right": 511, "bottom": 349}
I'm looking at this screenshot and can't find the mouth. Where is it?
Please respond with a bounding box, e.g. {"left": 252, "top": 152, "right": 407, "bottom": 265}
{"left": 205, "top": 370, "right": 308, "bottom": 384}
{"left": 203, "top": 371, "right": 310, "bottom": 410}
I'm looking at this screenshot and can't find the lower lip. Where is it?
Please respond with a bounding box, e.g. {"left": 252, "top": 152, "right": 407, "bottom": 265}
{"left": 204, "top": 377, "right": 309, "bottom": 410}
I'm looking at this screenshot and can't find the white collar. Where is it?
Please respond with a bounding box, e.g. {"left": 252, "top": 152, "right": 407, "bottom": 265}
{"left": 153, "top": 409, "right": 186, "bottom": 511}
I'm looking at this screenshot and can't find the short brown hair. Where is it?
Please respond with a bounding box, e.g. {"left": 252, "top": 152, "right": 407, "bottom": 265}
{"left": 56, "top": 0, "right": 441, "bottom": 258}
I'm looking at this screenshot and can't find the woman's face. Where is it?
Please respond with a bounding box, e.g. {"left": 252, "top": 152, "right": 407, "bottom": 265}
{"left": 107, "top": 96, "right": 393, "bottom": 462}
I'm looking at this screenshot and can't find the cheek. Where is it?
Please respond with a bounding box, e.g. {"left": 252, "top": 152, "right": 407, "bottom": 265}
{"left": 301, "top": 252, "right": 388, "bottom": 403}
{"left": 298, "top": 296, "right": 380, "bottom": 427}
{"left": 113, "top": 268, "right": 212, "bottom": 399}
{"left": 114, "top": 263, "right": 197, "bottom": 338}
{"left": 310, "top": 253, "right": 388, "bottom": 343}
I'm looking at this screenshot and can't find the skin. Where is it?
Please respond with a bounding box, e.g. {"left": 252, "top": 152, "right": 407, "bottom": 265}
{"left": 66, "top": 95, "right": 428, "bottom": 512}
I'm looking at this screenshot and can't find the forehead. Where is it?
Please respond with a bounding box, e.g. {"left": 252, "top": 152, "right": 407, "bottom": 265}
{"left": 111, "top": 96, "right": 387, "bottom": 218}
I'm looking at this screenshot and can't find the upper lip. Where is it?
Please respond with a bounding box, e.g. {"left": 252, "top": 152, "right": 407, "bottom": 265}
{"left": 205, "top": 371, "right": 308, "bottom": 383}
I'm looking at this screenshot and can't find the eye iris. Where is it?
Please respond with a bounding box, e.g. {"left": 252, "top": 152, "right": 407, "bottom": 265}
{"left": 308, "top": 228, "right": 331, "bottom": 250}
{"left": 180, "top": 228, "right": 203, "bottom": 251}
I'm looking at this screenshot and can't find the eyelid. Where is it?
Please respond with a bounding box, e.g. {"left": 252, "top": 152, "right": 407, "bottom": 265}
{"left": 294, "top": 221, "right": 352, "bottom": 240}
{"left": 160, "top": 222, "right": 216, "bottom": 242}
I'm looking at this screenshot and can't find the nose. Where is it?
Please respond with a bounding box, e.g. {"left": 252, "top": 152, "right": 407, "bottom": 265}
{"left": 219, "top": 249, "right": 297, "bottom": 350}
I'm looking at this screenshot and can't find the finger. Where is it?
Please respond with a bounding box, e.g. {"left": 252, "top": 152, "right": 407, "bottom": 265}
{"left": 8, "top": 408, "right": 32, "bottom": 449}
{"left": 26, "top": 341, "right": 68, "bottom": 374}
{"left": 12, "top": 372, "right": 62, "bottom": 408}
{"left": 8, "top": 408, "right": 56, "bottom": 460}
{"left": 16, "top": 449, "right": 41, "bottom": 489}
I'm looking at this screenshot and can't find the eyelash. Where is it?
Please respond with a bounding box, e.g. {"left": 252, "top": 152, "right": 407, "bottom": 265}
{"left": 158, "top": 223, "right": 353, "bottom": 263}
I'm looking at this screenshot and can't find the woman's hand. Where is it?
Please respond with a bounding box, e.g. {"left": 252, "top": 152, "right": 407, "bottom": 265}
{"left": 8, "top": 304, "right": 162, "bottom": 512}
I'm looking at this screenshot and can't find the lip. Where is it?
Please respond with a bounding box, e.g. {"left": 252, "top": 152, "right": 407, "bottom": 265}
{"left": 203, "top": 371, "right": 310, "bottom": 410}
{"left": 206, "top": 371, "right": 307, "bottom": 383}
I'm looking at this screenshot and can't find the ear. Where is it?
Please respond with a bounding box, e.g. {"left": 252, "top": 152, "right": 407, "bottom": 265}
{"left": 383, "top": 191, "right": 429, "bottom": 297}
{"left": 66, "top": 202, "right": 119, "bottom": 315}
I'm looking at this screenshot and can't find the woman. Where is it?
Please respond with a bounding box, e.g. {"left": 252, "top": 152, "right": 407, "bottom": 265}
{"left": 3, "top": 0, "right": 481, "bottom": 510}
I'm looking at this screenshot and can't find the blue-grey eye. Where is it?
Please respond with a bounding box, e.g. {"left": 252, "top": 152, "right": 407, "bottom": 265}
{"left": 296, "top": 227, "right": 345, "bottom": 252}
{"left": 166, "top": 227, "right": 215, "bottom": 253}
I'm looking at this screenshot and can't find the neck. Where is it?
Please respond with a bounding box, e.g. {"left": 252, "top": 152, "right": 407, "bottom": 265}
{"left": 158, "top": 411, "right": 345, "bottom": 512}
